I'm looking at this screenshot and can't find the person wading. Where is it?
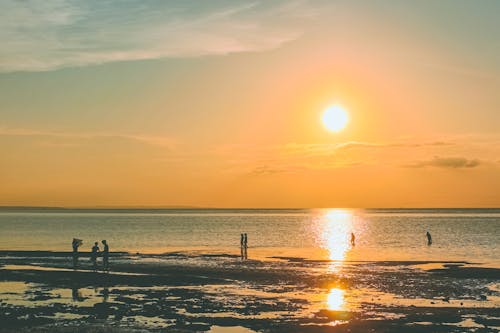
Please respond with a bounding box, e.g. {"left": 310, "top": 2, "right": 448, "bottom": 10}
{"left": 240, "top": 234, "right": 245, "bottom": 260}
{"left": 102, "top": 240, "right": 110, "bottom": 272}
{"left": 243, "top": 233, "right": 248, "bottom": 260}
{"left": 72, "top": 238, "right": 82, "bottom": 269}
{"left": 426, "top": 231, "right": 432, "bottom": 246}
{"left": 91, "top": 242, "right": 100, "bottom": 272}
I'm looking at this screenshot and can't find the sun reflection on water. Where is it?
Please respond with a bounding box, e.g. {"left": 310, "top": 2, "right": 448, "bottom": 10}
{"left": 322, "top": 209, "right": 353, "bottom": 262}
{"left": 327, "top": 288, "right": 345, "bottom": 311}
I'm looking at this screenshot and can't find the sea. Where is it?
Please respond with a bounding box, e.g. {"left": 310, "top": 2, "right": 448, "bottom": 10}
{"left": 0, "top": 208, "right": 499, "bottom": 267}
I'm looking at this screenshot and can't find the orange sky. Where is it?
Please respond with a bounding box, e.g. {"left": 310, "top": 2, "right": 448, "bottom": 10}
{"left": 0, "top": 1, "right": 499, "bottom": 208}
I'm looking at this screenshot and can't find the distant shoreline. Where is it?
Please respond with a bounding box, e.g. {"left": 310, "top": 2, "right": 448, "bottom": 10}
{"left": 0, "top": 206, "right": 499, "bottom": 213}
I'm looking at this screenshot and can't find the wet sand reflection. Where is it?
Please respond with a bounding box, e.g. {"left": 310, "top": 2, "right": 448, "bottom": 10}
{"left": 320, "top": 210, "right": 353, "bottom": 314}
{"left": 327, "top": 287, "right": 345, "bottom": 310}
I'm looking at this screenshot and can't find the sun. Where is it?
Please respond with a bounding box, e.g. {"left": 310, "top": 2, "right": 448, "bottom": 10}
{"left": 322, "top": 105, "right": 349, "bottom": 132}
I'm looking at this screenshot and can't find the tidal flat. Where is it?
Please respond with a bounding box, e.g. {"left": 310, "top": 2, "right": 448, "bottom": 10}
{"left": 0, "top": 251, "right": 499, "bottom": 333}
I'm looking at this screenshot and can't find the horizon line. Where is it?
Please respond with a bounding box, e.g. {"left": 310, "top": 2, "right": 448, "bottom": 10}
{"left": 0, "top": 206, "right": 499, "bottom": 211}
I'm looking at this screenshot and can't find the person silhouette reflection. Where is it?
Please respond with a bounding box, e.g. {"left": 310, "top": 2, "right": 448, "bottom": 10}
{"left": 102, "top": 288, "right": 109, "bottom": 303}
{"left": 72, "top": 287, "right": 83, "bottom": 302}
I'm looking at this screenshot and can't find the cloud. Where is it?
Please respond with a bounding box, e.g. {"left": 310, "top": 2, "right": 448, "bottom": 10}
{"left": 279, "top": 140, "right": 455, "bottom": 158}
{"left": 213, "top": 137, "right": 499, "bottom": 177}
{"left": 249, "top": 165, "right": 288, "bottom": 176}
{"left": 0, "top": 0, "right": 313, "bottom": 72}
{"left": 0, "top": 127, "right": 176, "bottom": 148}
{"left": 408, "top": 157, "right": 481, "bottom": 169}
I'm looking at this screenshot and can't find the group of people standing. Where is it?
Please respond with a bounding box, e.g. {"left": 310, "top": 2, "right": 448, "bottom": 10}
{"left": 69, "top": 230, "right": 433, "bottom": 270}
{"left": 72, "top": 238, "right": 110, "bottom": 272}
{"left": 240, "top": 233, "right": 248, "bottom": 260}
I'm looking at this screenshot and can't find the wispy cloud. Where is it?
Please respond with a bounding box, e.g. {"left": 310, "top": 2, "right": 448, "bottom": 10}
{"left": 278, "top": 140, "right": 455, "bottom": 158}
{"left": 213, "top": 136, "right": 499, "bottom": 176}
{"left": 0, "top": 127, "right": 176, "bottom": 148}
{"left": 248, "top": 165, "right": 294, "bottom": 176}
{"left": 407, "top": 157, "right": 481, "bottom": 169}
{"left": 0, "top": 0, "right": 313, "bottom": 72}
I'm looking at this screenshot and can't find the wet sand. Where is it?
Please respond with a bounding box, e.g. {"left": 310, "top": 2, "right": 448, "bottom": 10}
{"left": 1, "top": 251, "right": 499, "bottom": 332}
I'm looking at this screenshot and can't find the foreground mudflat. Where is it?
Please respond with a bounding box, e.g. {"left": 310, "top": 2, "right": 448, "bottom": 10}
{"left": 0, "top": 252, "right": 499, "bottom": 332}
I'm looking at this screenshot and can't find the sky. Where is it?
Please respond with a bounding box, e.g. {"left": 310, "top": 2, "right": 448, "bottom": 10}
{"left": 0, "top": 0, "right": 499, "bottom": 208}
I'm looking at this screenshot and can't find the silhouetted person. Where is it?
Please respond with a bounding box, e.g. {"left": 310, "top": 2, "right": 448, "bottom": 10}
{"left": 426, "top": 231, "right": 432, "bottom": 245}
{"left": 351, "top": 232, "right": 356, "bottom": 246}
{"left": 243, "top": 233, "right": 248, "bottom": 260}
{"left": 72, "top": 238, "right": 82, "bottom": 269}
{"left": 91, "top": 242, "right": 100, "bottom": 271}
{"left": 240, "top": 234, "right": 245, "bottom": 260}
{"left": 102, "top": 240, "right": 109, "bottom": 272}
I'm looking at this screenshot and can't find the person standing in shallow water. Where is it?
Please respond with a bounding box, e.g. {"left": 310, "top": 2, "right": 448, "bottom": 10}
{"left": 90, "top": 242, "right": 100, "bottom": 272}
{"left": 240, "top": 234, "right": 245, "bottom": 260}
{"left": 426, "top": 231, "right": 432, "bottom": 245}
{"left": 72, "top": 238, "right": 82, "bottom": 269}
{"left": 243, "top": 233, "right": 248, "bottom": 260}
{"left": 350, "top": 232, "right": 356, "bottom": 246}
{"left": 102, "top": 240, "right": 109, "bottom": 272}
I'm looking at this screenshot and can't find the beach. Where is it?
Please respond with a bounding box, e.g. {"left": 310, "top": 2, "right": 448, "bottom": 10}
{"left": 0, "top": 209, "right": 499, "bottom": 332}
{"left": 1, "top": 251, "right": 499, "bottom": 332}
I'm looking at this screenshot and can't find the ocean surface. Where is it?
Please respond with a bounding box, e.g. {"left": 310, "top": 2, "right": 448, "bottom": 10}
{"left": 0, "top": 208, "right": 499, "bottom": 266}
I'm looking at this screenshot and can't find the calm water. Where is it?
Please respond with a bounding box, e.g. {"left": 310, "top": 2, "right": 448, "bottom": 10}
{"left": 0, "top": 208, "right": 499, "bottom": 266}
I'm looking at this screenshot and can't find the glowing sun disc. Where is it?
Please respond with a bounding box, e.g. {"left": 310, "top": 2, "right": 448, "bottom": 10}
{"left": 322, "top": 105, "right": 349, "bottom": 132}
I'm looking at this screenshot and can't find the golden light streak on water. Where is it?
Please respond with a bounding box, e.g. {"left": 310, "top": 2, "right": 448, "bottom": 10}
{"left": 322, "top": 209, "right": 353, "bottom": 262}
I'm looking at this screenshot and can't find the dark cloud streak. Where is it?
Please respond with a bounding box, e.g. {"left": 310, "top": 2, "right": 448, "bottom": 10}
{"left": 408, "top": 157, "right": 480, "bottom": 169}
